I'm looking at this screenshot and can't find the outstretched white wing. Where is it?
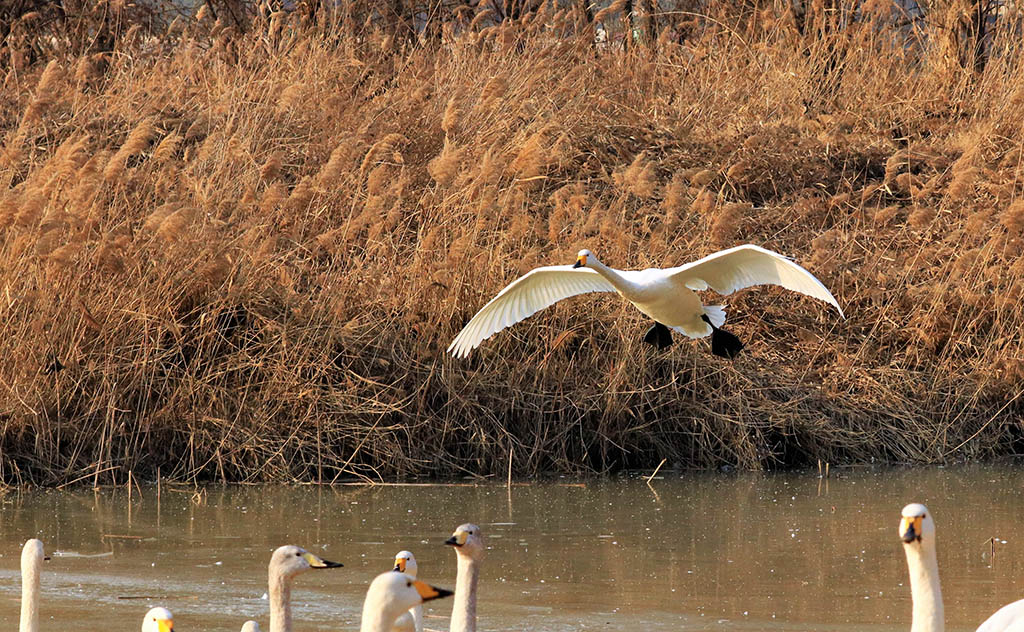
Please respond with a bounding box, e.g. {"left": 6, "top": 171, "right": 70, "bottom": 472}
{"left": 448, "top": 266, "right": 617, "bottom": 358}
{"left": 667, "top": 244, "right": 844, "bottom": 317}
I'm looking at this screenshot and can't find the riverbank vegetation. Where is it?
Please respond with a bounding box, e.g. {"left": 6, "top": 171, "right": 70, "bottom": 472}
{"left": 2, "top": 0, "right": 1023, "bottom": 485}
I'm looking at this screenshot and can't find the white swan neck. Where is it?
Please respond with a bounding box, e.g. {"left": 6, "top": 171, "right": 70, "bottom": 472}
{"left": 451, "top": 554, "right": 479, "bottom": 632}
{"left": 412, "top": 604, "right": 424, "bottom": 632}
{"left": 905, "top": 542, "right": 944, "bottom": 632}
{"left": 587, "top": 259, "right": 633, "bottom": 296}
{"left": 361, "top": 608, "right": 393, "bottom": 632}
{"left": 269, "top": 571, "right": 292, "bottom": 632}
{"left": 361, "top": 597, "right": 400, "bottom": 632}
{"left": 20, "top": 550, "right": 40, "bottom": 632}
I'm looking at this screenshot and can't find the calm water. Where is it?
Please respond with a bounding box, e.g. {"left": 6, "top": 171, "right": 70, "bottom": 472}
{"left": 1, "top": 466, "right": 1023, "bottom": 631}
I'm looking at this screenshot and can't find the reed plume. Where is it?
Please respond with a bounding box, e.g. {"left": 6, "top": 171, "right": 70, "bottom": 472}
{"left": 3, "top": 3, "right": 1024, "bottom": 486}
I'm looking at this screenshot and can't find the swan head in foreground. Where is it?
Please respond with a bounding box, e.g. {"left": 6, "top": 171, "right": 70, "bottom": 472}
{"left": 445, "top": 523, "right": 484, "bottom": 559}
{"left": 240, "top": 621, "right": 261, "bottom": 632}
{"left": 361, "top": 572, "right": 453, "bottom": 632}
{"left": 141, "top": 607, "right": 174, "bottom": 632}
{"left": 900, "top": 503, "right": 935, "bottom": 547}
{"left": 393, "top": 551, "right": 418, "bottom": 576}
{"left": 22, "top": 539, "right": 48, "bottom": 567}
{"left": 899, "top": 503, "right": 943, "bottom": 632}
{"left": 21, "top": 538, "right": 49, "bottom": 632}
{"left": 269, "top": 544, "right": 343, "bottom": 579}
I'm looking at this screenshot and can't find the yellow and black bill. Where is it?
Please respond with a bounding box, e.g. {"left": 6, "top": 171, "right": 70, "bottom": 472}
{"left": 900, "top": 515, "right": 923, "bottom": 543}
{"left": 414, "top": 579, "right": 455, "bottom": 602}
{"left": 304, "top": 551, "right": 343, "bottom": 569}
{"left": 445, "top": 531, "right": 467, "bottom": 547}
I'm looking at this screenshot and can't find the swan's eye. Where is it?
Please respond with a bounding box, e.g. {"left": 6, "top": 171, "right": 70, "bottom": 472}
{"left": 407, "top": 581, "right": 412, "bottom": 587}
{"left": 295, "top": 552, "right": 302, "bottom": 557}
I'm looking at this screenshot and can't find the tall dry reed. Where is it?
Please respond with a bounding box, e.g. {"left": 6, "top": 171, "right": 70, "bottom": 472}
{"left": 2, "top": 2, "right": 1024, "bottom": 486}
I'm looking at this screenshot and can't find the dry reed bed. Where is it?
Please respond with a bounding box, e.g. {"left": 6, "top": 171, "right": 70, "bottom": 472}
{"left": 1, "top": 8, "right": 1023, "bottom": 485}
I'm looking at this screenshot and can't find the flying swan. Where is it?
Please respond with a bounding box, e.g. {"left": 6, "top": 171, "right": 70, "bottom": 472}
{"left": 447, "top": 244, "right": 843, "bottom": 359}
{"left": 899, "top": 503, "right": 1024, "bottom": 632}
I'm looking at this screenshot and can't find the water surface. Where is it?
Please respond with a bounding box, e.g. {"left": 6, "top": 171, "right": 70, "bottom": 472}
{"left": 2, "top": 466, "right": 1023, "bottom": 630}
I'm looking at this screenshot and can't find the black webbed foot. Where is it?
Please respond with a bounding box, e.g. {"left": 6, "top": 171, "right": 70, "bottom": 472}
{"left": 643, "top": 322, "right": 673, "bottom": 350}
{"left": 710, "top": 327, "right": 744, "bottom": 358}
{"left": 701, "top": 314, "right": 744, "bottom": 359}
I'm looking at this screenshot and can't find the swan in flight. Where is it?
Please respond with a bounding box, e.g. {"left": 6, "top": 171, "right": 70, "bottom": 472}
{"left": 391, "top": 551, "right": 423, "bottom": 632}
{"left": 448, "top": 244, "right": 843, "bottom": 359}
{"left": 20, "top": 539, "right": 49, "bottom": 632}
{"left": 360, "top": 571, "right": 453, "bottom": 632}
{"left": 267, "top": 545, "right": 343, "bottom": 632}
{"left": 141, "top": 607, "right": 174, "bottom": 632}
{"left": 899, "top": 503, "right": 1024, "bottom": 632}
{"left": 445, "top": 524, "right": 484, "bottom": 632}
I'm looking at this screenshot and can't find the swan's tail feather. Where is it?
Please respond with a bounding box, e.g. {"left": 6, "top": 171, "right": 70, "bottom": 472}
{"left": 704, "top": 305, "right": 727, "bottom": 329}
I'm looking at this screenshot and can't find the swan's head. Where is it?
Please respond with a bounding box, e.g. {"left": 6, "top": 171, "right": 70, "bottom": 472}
{"left": 240, "top": 621, "right": 261, "bottom": 632}
{"left": 899, "top": 503, "right": 935, "bottom": 546}
{"left": 363, "top": 571, "right": 453, "bottom": 623}
{"left": 141, "top": 607, "right": 174, "bottom": 632}
{"left": 393, "top": 550, "right": 418, "bottom": 577}
{"left": 22, "top": 538, "right": 49, "bottom": 569}
{"left": 445, "top": 523, "right": 485, "bottom": 559}
{"left": 269, "top": 544, "right": 343, "bottom": 580}
{"left": 573, "top": 249, "right": 594, "bottom": 269}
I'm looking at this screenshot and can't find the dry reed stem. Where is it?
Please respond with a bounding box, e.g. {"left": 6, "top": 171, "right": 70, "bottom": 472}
{"left": 1, "top": 8, "right": 1024, "bottom": 486}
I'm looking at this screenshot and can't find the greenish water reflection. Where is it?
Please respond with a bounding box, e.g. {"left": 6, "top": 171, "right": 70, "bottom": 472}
{"left": 2, "top": 466, "right": 1023, "bottom": 630}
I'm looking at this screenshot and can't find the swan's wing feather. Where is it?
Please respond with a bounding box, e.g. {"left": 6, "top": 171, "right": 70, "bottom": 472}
{"left": 448, "top": 265, "right": 617, "bottom": 358}
{"left": 667, "top": 244, "right": 844, "bottom": 317}
{"left": 976, "top": 598, "right": 1024, "bottom": 632}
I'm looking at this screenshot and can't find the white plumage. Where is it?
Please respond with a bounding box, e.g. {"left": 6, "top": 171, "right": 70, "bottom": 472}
{"left": 448, "top": 244, "right": 843, "bottom": 359}
{"left": 977, "top": 601, "right": 1024, "bottom": 632}
{"left": 267, "top": 545, "right": 343, "bottom": 632}
{"left": 391, "top": 551, "right": 423, "bottom": 632}
{"left": 899, "top": 503, "right": 1024, "bottom": 632}
{"left": 445, "top": 524, "right": 484, "bottom": 632}
{"left": 141, "top": 607, "right": 174, "bottom": 632}
{"left": 20, "top": 539, "right": 46, "bottom": 632}
{"left": 360, "top": 572, "right": 453, "bottom": 632}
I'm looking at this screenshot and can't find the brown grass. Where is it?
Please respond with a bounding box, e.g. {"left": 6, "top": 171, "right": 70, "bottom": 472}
{"left": 2, "top": 2, "right": 1024, "bottom": 485}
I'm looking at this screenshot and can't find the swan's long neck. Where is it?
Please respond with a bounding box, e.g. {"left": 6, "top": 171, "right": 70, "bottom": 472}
{"left": 904, "top": 542, "right": 943, "bottom": 632}
{"left": 19, "top": 551, "right": 40, "bottom": 632}
{"left": 412, "top": 604, "right": 423, "bottom": 632}
{"left": 360, "top": 597, "right": 401, "bottom": 632}
{"left": 451, "top": 554, "right": 479, "bottom": 632}
{"left": 269, "top": 570, "right": 292, "bottom": 632}
{"left": 587, "top": 259, "right": 636, "bottom": 298}
{"left": 19, "top": 553, "right": 39, "bottom": 630}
